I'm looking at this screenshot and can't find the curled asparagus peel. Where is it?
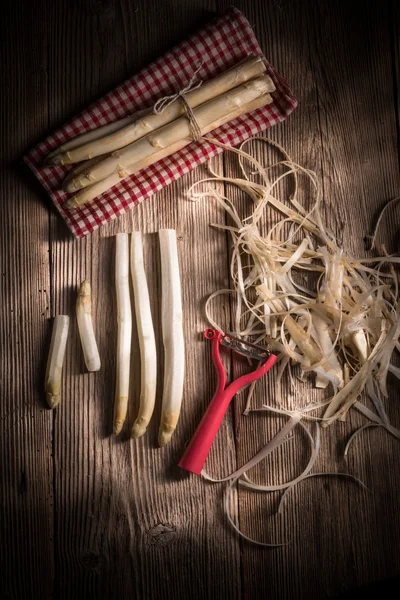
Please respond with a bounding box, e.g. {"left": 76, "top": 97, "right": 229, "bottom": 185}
{"left": 44, "top": 110, "right": 149, "bottom": 166}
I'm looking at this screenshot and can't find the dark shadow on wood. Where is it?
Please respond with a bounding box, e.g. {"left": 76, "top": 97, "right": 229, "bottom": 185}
{"left": 16, "top": 161, "right": 72, "bottom": 241}
{"left": 21, "top": 9, "right": 219, "bottom": 153}
{"left": 98, "top": 235, "right": 117, "bottom": 439}
{"left": 37, "top": 317, "right": 54, "bottom": 410}
{"left": 335, "top": 576, "right": 400, "bottom": 598}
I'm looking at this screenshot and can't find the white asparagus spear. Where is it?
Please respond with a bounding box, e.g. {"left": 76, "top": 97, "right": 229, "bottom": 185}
{"left": 69, "top": 76, "right": 273, "bottom": 190}
{"left": 114, "top": 233, "right": 133, "bottom": 435}
{"left": 62, "top": 155, "right": 110, "bottom": 192}
{"left": 44, "top": 109, "right": 150, "bottom": 165}
{"left": 158, "top": 229, "right": 185, "bottom": 446}
{"left": 130, "top": 232, "right": 157, "bottom": 439}
{"left": 64, "top": 91, "right": 273, "bottom": 209}
{"left": 76, "top": 280, "right": 101, "bottom": 372}
{"left": 53, "top": 56, "right": 270, "bottom": 167}
{"left": 64, "top": 139, "right": 190, "bottom": 209}
{"left": 45, "top": 315, "right": 70, "bottom": 408}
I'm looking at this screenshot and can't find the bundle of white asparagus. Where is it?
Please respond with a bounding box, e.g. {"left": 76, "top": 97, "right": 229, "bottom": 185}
{"left": 44, "top": 56, "right": 276, "bottom": 209}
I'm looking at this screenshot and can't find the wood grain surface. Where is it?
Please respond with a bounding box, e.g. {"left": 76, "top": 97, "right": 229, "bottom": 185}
{"left": 1, "top": 1, "right": 400, "bottom": 599}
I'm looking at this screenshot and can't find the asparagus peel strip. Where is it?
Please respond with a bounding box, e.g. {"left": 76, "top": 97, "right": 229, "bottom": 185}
{"left": 114, "top": 233, "right": 133, "bottom": 435}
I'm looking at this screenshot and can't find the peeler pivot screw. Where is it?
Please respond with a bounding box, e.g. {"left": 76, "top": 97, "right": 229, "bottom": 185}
{"left": 204, "top": 329, "right": 216, "bottom": 340}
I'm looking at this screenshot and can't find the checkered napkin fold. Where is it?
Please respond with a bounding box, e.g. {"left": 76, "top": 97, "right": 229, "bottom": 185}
{"left": 24, "top": 8, "right": 297, "bottom": 239}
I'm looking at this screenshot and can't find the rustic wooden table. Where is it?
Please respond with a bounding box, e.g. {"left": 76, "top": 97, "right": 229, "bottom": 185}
{"left": 1, "top": 0, "right": 400, "bottom": 598}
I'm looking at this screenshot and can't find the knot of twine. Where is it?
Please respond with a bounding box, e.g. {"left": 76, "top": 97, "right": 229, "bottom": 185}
{"left": 153, "top": 63, "right": 203, "bottom": 142}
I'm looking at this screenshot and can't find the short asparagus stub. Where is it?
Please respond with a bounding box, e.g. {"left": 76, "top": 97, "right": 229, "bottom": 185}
{"left": 158, "top": 229, "right": 185, "bottom": 446}
{"left": 130, "top": 232, "right": 157, "bottom": 439}
{"left": 114, "top": 233, "right": 133, "bottom": 435}
{"left": 76, "top": 280, "right": 101, "bottom": 372}
{"left": 45, "top": 315, "right": 70, "bottom": 408}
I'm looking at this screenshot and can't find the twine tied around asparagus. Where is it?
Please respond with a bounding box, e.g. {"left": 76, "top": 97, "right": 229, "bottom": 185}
{"left": 153, "top": 63, "right": 203, "bottom": 141}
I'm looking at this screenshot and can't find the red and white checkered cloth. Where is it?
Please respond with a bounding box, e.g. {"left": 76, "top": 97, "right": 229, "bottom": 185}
{"left": 24, "top": 8, "right": 297, "bottom": 238}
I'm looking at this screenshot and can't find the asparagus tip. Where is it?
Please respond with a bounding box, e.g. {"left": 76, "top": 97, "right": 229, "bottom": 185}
{"left": 48, "top": 155, "right": 64, "bottom": 167}
{"left": 78, "top": 279, "right": 91, "bottom": 296}
{"left": 64, "top": 197, "right": 79, "bottom": 210}
{"left": 131, "top": 420, "right": 148, "bottom": 440}
{"left": 158, "top": 428, "right": 174, "bottom": 447}
{"left": 46, "top": 392, "right": 60, "bottom": 409}
{"left": 113, "top": 420, "right": 124, "bottom": 436}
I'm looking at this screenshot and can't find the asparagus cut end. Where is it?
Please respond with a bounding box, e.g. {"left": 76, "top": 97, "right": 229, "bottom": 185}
{"left": 113, "top": 407, "right": 127, "bottom": 435}
{"left": 158, "top": 428, "right": 174, "bottom": 447}
{"left": 158, "top": 412, "right": 179, "bottom": 447}
{"left": 46, "top": 392, "right": 60, "bottom": 409}
{"left": 131, "top": 416, "right": 149, "bottom": 440}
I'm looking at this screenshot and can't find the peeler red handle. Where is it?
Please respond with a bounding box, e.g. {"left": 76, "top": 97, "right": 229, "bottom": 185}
{"left": 179, "top": 329, "right": 277, "bottom": 475}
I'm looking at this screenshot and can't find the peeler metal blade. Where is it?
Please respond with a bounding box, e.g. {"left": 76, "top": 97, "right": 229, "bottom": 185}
{"left": 220, "top": 332, "right": 271, "bottom": 362}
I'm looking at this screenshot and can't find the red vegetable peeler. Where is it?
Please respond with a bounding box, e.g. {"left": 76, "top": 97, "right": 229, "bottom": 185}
{"left": 179, "top": 329, "right": 277, "bottom": 475}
